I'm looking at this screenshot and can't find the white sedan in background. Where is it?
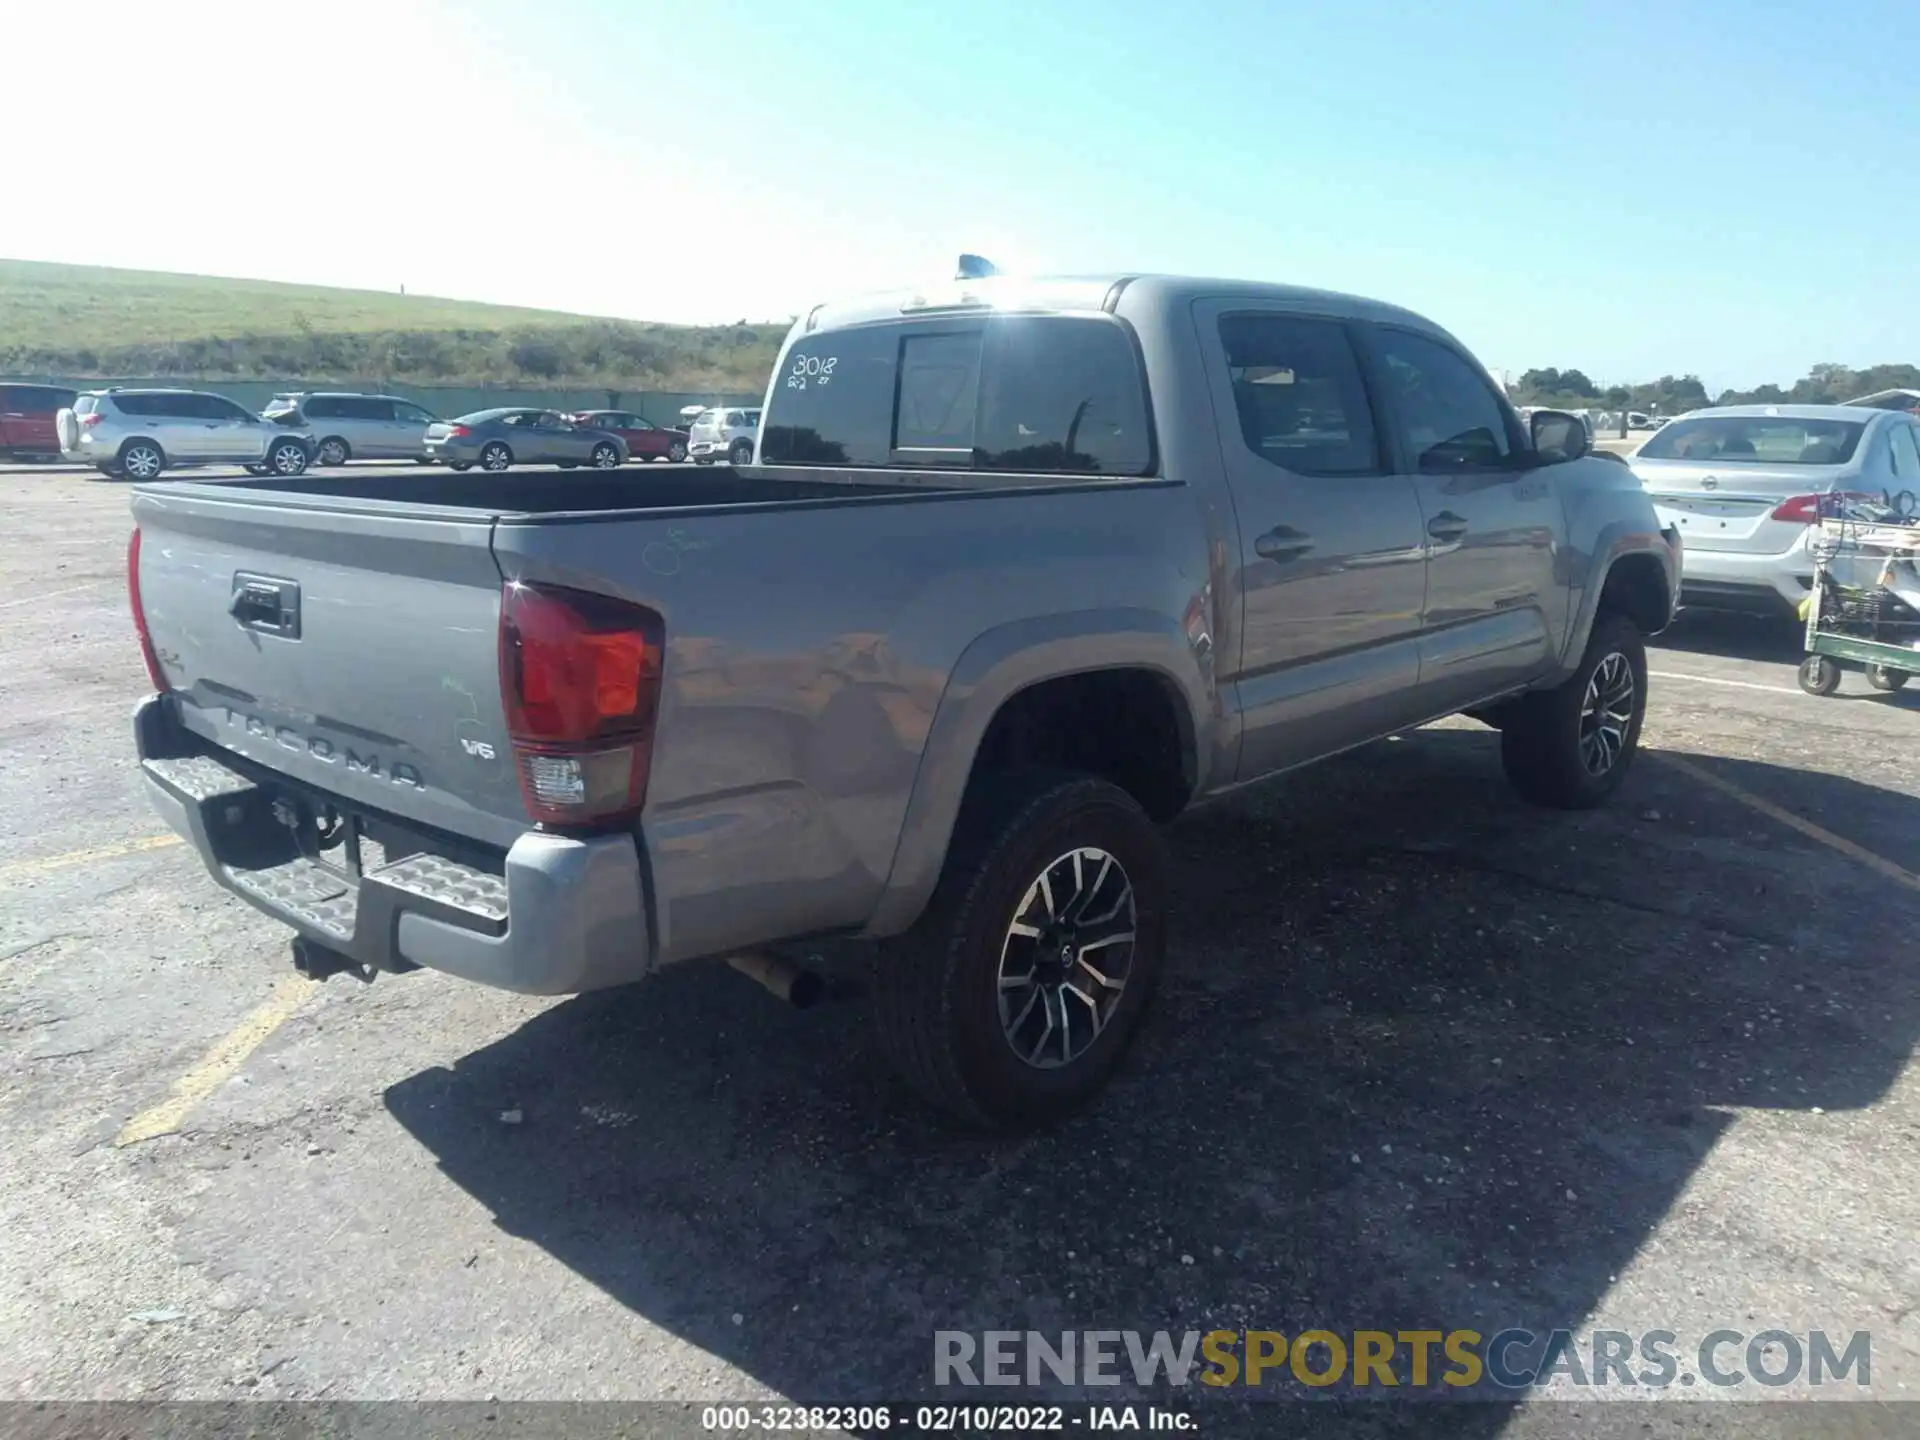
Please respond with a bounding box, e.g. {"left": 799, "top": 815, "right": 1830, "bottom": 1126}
{"left": 1630, "top": 404, "right": 1920, "bottom": 619}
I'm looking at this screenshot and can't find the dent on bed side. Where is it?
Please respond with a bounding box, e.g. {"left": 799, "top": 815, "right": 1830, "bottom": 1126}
{"left": 859, "top": 608, "right": 1216, "bottom": 938}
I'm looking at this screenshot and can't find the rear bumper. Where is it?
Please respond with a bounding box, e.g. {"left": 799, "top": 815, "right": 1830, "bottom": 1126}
{"left": 1678, "top": 542, "right": 1813, "bottom": 613}
{"left": 135, "top": 696, "right": 654, "bottom": 994}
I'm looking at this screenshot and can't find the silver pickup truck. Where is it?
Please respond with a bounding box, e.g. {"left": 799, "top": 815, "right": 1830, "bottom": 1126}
{"left": 128, "top": 269, "right": 1681, "bottom": 1127}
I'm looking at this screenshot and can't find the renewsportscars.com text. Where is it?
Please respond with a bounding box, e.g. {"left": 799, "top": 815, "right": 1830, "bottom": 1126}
{"left": 934, "top": 1328, "right": 1871, "bottom": 1392}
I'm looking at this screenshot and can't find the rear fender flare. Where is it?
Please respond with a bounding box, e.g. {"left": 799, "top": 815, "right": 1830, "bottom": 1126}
{"left": 861, "top": 608, "right": 1215, "bottom": 937}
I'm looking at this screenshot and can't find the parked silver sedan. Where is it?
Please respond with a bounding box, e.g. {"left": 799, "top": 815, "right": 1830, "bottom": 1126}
{"left": 422, "top": 408, "right": 630, "bottom": 472}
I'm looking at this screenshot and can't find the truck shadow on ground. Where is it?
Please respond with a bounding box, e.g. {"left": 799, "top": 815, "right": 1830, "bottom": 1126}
{"left": 384, "top": 728, "right": 1920, "bottom": 1435}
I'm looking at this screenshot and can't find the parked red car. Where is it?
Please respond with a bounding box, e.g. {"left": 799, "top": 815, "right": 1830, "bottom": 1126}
{"left": 0, "top": 383, "right": 79, "bottom": 461}
{"left": 565, "top": 410, "right": 689, "bottom": 463}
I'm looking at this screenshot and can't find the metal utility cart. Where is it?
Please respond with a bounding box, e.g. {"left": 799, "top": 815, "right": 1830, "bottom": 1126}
{"left": 1797, "top": 499, "right": 1920, "bottom": 696}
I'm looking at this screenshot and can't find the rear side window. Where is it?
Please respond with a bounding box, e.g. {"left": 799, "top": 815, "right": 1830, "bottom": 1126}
{"left": 349, "top": 397, "right": 394, "bottom": 420}
{"left": 1218, "top": 314, "right": 1381, "bottom": 476}
{"left": 74, "top": 395, "right": 98, "bottom": 416}
{"left": 761, "top": 315, "right": 1152, "bottom": 474}
{"left": 304, "top": 396, "right": 342, "bottom": 418}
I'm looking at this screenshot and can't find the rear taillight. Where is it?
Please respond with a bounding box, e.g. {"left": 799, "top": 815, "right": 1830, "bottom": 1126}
{"left": 448, "top": 424, "right": 471, "bottom": 438}
{"left": 1770, "top": 491, "right": 1872, "bottom": 524}
{"left": 80, "top": 412, "right": 105, "bottom": 427}
{"left": 498, "top": 582, "right": 664, "bottom": 827}
{"left": 127, "top": 528, "right": 168, "bottom": 691}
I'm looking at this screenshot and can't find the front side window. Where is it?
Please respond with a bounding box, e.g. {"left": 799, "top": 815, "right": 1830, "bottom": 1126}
{"left": 1637, "top": 416, "right": 1866, "bottom": 465}
{"left": 1218, "top": 314, "right": 1380, "bottom": 477}
{"left": 1371, "top": 328, "right": 1514, "bottom": 472}
{"left": 394, "top": 403, "right": 433, "bottom": 424}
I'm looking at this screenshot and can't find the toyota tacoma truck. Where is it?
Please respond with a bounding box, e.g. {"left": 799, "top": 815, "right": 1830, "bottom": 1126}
{"left": 127, "top": 269, "right": 1680, "bottom": 1127}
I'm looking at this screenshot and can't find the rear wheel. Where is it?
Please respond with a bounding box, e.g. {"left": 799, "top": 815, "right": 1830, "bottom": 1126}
{"left": 871, "top": 771, "right": 1169, "bottom": 1129}
{"left": 1798, "top": 655, "right": 1843, "bottom": 696}
{"left": 118, "top": 441, "right": 164, "bottom": 481}
{"left": 1500, "top": 613, "right": 1647, "bottom": 808}
{"left": 729, "top": 438, "right": 754, "bottom": 466}
{"left": 591, "top": 442, "right": 621, "bottom": 469}
{"left": 479, "top": 443, "right": 512, "bottom": 472}
{"left": 1866, "top": 665, "right": 1909, "bottom": 693}
{"left": 668, "top": 441, "right": 688, "bottom": 463}
{"left": 315, "top": 437, "right": 349, "bottom": 467}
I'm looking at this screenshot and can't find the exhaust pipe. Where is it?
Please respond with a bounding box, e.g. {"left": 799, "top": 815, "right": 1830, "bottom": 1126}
{"left": 727, "top": 951, "right": 824, "bottom": 1009}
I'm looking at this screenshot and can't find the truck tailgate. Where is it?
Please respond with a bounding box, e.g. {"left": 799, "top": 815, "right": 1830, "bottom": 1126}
{"left": 132, "top": 488, "right": 527, "bottom": 850}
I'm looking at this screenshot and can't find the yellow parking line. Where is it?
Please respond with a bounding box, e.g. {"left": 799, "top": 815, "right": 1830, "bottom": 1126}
{"left": 116, "top": 975, "right": 320, "bottom": 1146}
{"left": 0, "top": 833, "right": 182, "bottom": 884}
{"left": 1656, "top": 753, "right": 1920, "bottom": 895}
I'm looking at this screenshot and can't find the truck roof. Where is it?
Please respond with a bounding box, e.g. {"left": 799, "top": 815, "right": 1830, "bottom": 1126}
{"left": 798, "top": 272, "right": 1436, "bottom": 334}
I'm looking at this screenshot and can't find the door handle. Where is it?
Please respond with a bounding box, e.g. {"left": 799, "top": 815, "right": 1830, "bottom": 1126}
{"left": 1426, "top": 511, "right": 1469, "bottom": 542}
{"left": 1255, "top": 526, "right": 1314, "bottom": 561}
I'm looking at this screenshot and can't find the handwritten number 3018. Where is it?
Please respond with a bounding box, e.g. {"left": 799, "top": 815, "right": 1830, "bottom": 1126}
{"left": 786, "top": 355, "right": 837, "bottom": 391}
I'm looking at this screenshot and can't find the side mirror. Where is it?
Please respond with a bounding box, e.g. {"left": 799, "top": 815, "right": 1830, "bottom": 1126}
{"left": 1530, "top": 409, "right": 1590, "bottom": 464}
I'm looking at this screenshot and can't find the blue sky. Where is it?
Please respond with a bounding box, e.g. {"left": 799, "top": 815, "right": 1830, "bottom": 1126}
{"left": 10, "top": 0, "right": 1914, "bottom": 390}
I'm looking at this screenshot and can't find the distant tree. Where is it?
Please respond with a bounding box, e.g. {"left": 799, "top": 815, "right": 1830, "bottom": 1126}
{"left": 1558, "top": 368, "right": 1599, "bottom": 398}
{"left": 1518, "top": 367, "right": 1562, "bottom": 393}
{"left": 1603, "top": 386, "right": 1631, "bottom": 407}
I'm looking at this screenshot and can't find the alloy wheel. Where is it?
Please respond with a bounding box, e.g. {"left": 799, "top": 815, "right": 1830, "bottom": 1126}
{"left": 996, "top": 847, "right": 1136, "bottom": 1069}
{"left": 1579, "top": 651, "right": 1635, "bottom": 775}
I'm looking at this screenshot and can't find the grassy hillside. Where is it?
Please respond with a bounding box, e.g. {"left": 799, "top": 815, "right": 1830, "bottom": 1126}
{"left": 0, "top": 259, "right": 784, "bottom": 391}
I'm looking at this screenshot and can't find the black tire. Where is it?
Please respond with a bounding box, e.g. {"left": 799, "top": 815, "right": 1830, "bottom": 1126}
{"left": 316, "top": 437, "right": 350, "bottom": 467}
{"left": 729, "top": 439, "right": 754, "bottom": 466}
{"left": 118, "top": 440, "right": 165, "bottom": 481}
{"left": 668, "top": 441, "right": 688, "bottom": 463}
{"left": 1798, "top": 655, "right": 1843, "bottom": 697}
{"left": 1866, "top": 665, "right": 1909, "bottom": 693}
{"left": 449, "top": 462, "right": 472, "bottom": 472}
{"left": 591, "top": 442, "right": 621, "bottom": 469}
{"left": 479, "top": 442, "right": 512, "bottom": 472}
{"left": 1500, "top": 612, "right": 1648, "bottom": 809}
{"left": 267, "top": 439, "right": 309, "bottom": 477}
{"left": 871, "top": 770, "right": 1170, "bottom": 1130}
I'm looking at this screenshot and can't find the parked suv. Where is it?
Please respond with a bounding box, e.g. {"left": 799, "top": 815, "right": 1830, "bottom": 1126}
{"left": 687, "top": 406, "right": 761, "bottom": 464}
{"left": 1, "top": 383, "right": 78, "bottom": 461}
{"left": 263, "top": 393, "right": 439, "bottom": 466}
{"left": 58, "top": 389, "right": 313, "bottom": 479}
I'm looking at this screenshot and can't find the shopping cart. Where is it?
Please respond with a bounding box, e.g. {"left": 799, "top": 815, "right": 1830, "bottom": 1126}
{"left": 1795, "top": 492, "right": 1920, "bottom": 696}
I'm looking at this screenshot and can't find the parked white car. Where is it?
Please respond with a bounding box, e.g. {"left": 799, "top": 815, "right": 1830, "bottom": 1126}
{"left": 1630, "top": 404, "right": 1920, "bottom": 618}
{"left": 688, "top": 405, "right": 762, "bottom": 465}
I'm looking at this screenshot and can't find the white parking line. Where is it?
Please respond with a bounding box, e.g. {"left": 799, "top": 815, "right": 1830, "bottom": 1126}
{"left": 1649, "top": 668, "right": 1803, "bottom": 698}
{"left": 0, "top": 580, "right": 107, "bottom": 610}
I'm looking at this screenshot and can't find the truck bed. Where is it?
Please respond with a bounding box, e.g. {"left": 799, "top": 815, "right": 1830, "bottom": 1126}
{"left": 228, "top": 465, "right": 932, "bottom": 515}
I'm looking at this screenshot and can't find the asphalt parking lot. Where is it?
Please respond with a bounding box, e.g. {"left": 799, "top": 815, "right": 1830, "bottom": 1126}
{"left": 2, "top": 465, "right": 1918, "bottom": 1435}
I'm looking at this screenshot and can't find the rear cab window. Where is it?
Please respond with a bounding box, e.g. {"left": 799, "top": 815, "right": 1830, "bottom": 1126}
{"left": 760, "top": 313, "right": 1153, "bottom": 474}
